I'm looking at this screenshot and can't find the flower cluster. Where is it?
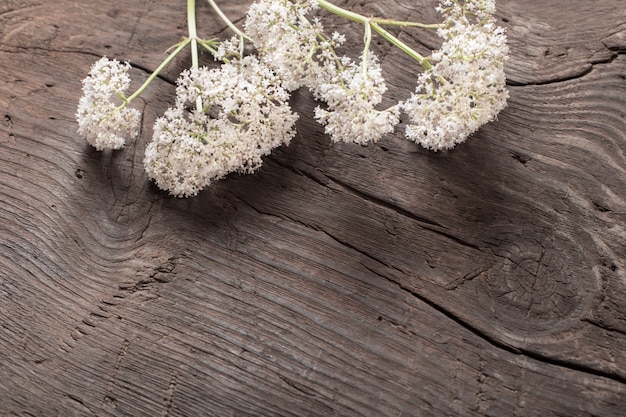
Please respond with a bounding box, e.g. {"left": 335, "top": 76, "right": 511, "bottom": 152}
{"left": 76, "top": 0, "right": 509, "bottom": 197}
{"left": 244, "top": 0, "right": 323, "bottom": 91}
{"left": 76, "top": 57, "right": 141, "bottom": 151}
{"left": 245, "top": 0, "right": 398, "bottom": 144}
{"left": 313, "top": 55, "right": 399, "bottom": 144}
{"left": 402, "top": 0, "right": 509, "bottom": 150}
{"left": 144, "top": 54, "right": 298, "bottom": 197}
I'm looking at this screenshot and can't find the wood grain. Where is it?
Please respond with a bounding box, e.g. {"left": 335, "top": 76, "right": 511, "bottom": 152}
{"left": 1, "top": 0, "right": 625, "bottom": 416}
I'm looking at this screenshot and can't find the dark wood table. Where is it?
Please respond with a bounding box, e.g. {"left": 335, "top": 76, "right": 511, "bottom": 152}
{"left": 1, "top": 1, "right": 625, "bottom": 415}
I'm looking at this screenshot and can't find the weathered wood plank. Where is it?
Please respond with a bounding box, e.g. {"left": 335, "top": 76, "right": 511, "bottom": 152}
{"left": 1, "top": 0, "right": 625, "bottom": 416}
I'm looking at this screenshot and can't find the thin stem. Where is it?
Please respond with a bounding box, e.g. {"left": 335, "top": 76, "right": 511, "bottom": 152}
{"left": 299, "top": 13, "right": 346, "bottom": 72}
{"left": 316, "top": 0, "right": 366, "bottom": 23}
{"left": 187, "top": 0, "right": 203, "bottom": 110}
{"left": 188, "top": 0, "right": 199, "bottom": 71}
{"left": 370, "top": 22, "right": 429, "bottom": 68}
{"left": 198, "top": 39, "right": 219, "bottom": 56}
{"left": 362, "top": 19, "right": 372, "bottom": 75}
{"left": 206, "top": 0, "right": 252, "bottom": 41}
{"left": 124, "top": 39, "right": 190, "bottom": 104}
{"left": 315, "top": 0, "right": 430, "bottom": 65}
{"left": 372, "top": 19, "right": 443, "bottom": 30}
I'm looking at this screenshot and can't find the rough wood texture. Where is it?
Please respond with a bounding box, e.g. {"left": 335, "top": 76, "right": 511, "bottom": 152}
{"left": 1, "top": 0, "right": 625, "bottom": 416}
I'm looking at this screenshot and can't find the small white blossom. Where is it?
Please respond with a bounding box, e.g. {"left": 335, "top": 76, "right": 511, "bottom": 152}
{"left": 144, "top": 54, "right": 298, "bottom": 197}
{"left": 76, "top": 57, "right": 141, "bottom": 150}
{"left": 247, "top": 0, "right": 397, "bottom": 144}
{"left": 214, "top": 36, "right": 243, "bottom": 61}
{"left": 144, "top": 108, "right": 238, "bottom": 197}
{"left": 402, "top": 0, "right": 509, "bottom": 151}
{"left": 79, "top": 0, "right": 511, "bottom": 198}
{"left": 245, "top": 0, "right": 336, "bottom": 91}
{"left": 314, "top": 55, "right": 399, "bottom": 144}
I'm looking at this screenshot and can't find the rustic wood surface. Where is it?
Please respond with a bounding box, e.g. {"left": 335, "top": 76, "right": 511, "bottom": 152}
{"left": 1, "top": 0, "right": 625, "bottom": 415}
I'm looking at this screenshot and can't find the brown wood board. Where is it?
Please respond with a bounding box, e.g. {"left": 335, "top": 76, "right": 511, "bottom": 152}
{"left": 0, "top": 0, "right": 625, "bottom": 416}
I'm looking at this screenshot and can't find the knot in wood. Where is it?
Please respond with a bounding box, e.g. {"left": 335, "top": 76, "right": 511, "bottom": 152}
{"left": 483, "top": 233, "right": 599, "bottom": 336}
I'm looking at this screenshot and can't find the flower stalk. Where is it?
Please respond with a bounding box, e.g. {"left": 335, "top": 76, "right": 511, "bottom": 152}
{"left": 315, "top": 0, "right": 433, "bottom": 65}
{"left": 124, "top": 39, "right": 190, "bottom": 105}
{"left": 206, "top": 0, "right": 252, "bottom": 41}
{"left": 77, "top": 0, "right": 509, "bottom": 197}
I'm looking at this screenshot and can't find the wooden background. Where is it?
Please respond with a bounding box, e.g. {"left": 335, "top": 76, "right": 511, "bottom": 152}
{"left": 1, "top": 0, "right": 625, "bottom": 415}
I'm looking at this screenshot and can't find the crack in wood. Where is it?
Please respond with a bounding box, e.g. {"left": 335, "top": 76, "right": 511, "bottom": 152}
{"left": 59, "top": 257, "right": 177, "bottom": 354}
{"left": 507, "top": 65, "right": 594, "bottom": 86}
{"left": 279, "top": 374, "right": 317, "bottom": 397}
{"left": 97, "top": 339, "right": 130, "bottom": 416}
{"left": 128, "top": 61, "right": 177, "bottom": 87}
{"left": 160, "top": 372, "right": 179, "bottom": 417}
{"left": 509, "top": 46, "right": 624, "bottom": 86}
{"left": 358, "top": 246, "right": 626, "bottom": 385}
{"left": 325, "top": 173, "right": 444, "bottom": 229}
{"left": 445, "top": 266, "right": 490, "bottom": 291}
{"left": 119, "top": 256, "right": 179, "bottom": 293}
{"left": 325, "top": 174, "right": 482, "bottom": 251}
{"left": 236, "top": 193, "right": 582, "bottom": 383}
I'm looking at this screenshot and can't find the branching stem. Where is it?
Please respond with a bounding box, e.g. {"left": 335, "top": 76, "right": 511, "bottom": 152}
{"left": 187, "top": 0, "right": 204, "bottom": 110}
{"left": 206, "top": 0, "right": 252, "bottom": 42}
{"left": 121, "top": 0, "right": 440, "bottom": 110}
{"left": 316, "top": 0, "right": 440, "bottom": 67}
{"left": 123, "top": 38, "right": 190, "bottom": 105}
{"left": 362, "top": 19, "right": 372, "bottom": 75}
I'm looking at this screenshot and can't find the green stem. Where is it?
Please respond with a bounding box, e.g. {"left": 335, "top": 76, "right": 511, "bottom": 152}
{"left": 187, "top": 0, "right": 203, "bottom": 110}
{"left": 124, "top": 38, "right": 190, "bottom": 104}
{"left": 371, "top": 19, "right": 443, "bottom": 30}
{"left": 206, "top": 0, "right": 252, "bottom": 41}
{"left": 198, "top": 39, "right": 220, "bottom": 56}
{"left": 362, "top": 19, "right": 372, "bottom": 75}
{"left": 370, "top": 22, "right": 430, "bottom": 68}
{"left": 188, "top": 0, "right": 199, "bottom": 71}
{"left": 316, "top": 0, "right": 365, "bottom": 23}
{"left": 315, "top": 0, "right": 430, "bottom": 65}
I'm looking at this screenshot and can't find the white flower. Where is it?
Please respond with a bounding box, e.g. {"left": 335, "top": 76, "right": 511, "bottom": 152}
{"left": 402, "top": 0, "right": 509, "bottom": 151}
{"left": 144, "top": 108, "right": 238, "bottom": 197}
{"left": 247, "top": 0, "right": 398, "bottom": 144}
{"left": 144, "top": 54, "right": 298, "bottom": 197}
{"left": 214, "top": 36, "right": 244, "bottom": 61}
{"left": 314, "top": 55, "right": 399, "bottom": 144}
{"left": 245, "top": 0, "right": 335, "bottom": 91}
{"left": 76, "top": 57, "right": 141, "bottom": 150}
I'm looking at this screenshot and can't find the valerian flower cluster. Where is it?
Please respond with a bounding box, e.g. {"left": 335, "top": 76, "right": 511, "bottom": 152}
{"left": 76, "top": 58, "right": 141, "bottom": 151}
{"left": 76, "top": 0, "right": 509, "bottom": 197}
{"left": 246, "top": 0, "right": 400, "bottom": 144}
{"left": 403, "top": 0, "right": 509, "bottom": 150}
{"left": 144, "top": 54, "right": 298, "bottom": 197}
